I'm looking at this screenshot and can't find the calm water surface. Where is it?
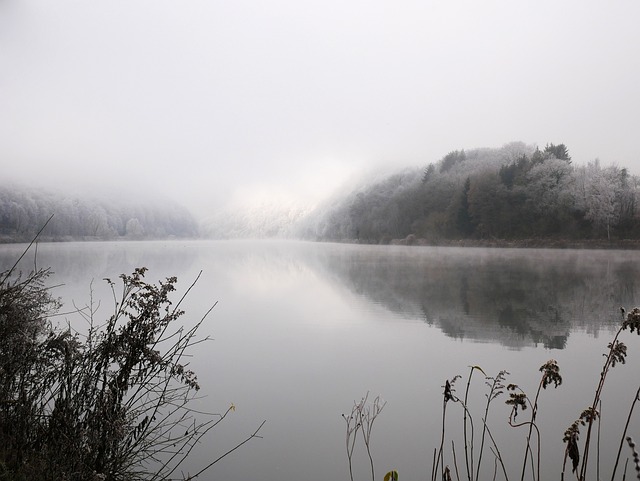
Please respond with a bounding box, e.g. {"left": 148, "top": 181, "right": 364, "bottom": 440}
{"left": 2, "top": 240, "right": 640, "bottom": 481}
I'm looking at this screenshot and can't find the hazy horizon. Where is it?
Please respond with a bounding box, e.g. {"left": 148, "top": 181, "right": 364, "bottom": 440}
{"left": 2, "top": 1, "right": 639, "bottom": 218}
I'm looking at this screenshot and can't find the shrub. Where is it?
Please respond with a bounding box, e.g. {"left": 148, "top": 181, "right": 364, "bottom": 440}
{"left": 0, "top": 258, "right": 263, "bottom": 480}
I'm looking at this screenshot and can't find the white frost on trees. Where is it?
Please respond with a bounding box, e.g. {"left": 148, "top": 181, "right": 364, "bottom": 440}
{"left": 525, "top": 157, "right": 574, "bottom": 214}
{"left": 573, "top": 160, "right": 626, "bottom": 240}
{"left": 125, "top": 217, "right": 145, "bottom": 238}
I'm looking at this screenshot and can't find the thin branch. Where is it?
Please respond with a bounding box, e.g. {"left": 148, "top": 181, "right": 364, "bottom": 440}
{"left": 611, "top": 387, "right": 640, "bottom": 481}
{"left": 186, "top": 420, "right": 266, "bottom": 479}
{"left": 0, "top": 214, "right": 54, "bottom": 285}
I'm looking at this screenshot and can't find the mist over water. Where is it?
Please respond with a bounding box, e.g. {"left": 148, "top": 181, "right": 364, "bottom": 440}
{"left": 4, "top": 1, "right": 640, "bottom": 476}
{"left": 1, "top": 240, "right": 639, "bottom": 480}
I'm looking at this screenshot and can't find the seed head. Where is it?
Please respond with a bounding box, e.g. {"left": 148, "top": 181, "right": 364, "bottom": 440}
{"left": 623, "top": 307, "right": 640, "bottom": 334}
{"left": 539, "top": 359, "right": 562, "bottom": 389}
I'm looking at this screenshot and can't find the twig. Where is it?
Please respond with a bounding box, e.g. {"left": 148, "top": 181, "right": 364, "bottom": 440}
{"left": 0, "top": 213, "right": 54, "bottom": 285}
{"left": 580, "top": 328, "right": 625, "bottom": 480}
{"left": 186, "top": 420, "right": 266, "bottom": 479}
{"left": 452, "top": 440, "right": 461, "bottom": 481}
{"left": 611, "top": 387, "right": 640, "bottom": 481}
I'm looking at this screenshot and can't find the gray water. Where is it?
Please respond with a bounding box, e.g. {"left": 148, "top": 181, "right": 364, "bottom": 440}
{"left": 2, "top": 240, "right": 640, "bottom": 481}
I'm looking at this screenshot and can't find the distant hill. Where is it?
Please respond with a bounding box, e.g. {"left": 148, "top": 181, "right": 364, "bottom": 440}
{"left": 296, "top": 141, "right": 640, "bottom": 244}
{"left": 0, "top": 183, "right": 199, "bottom": 242}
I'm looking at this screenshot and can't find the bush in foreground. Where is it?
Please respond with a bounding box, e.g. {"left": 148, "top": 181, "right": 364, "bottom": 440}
{"left": 0, "top": 258, "right": 262, "bottom": 480}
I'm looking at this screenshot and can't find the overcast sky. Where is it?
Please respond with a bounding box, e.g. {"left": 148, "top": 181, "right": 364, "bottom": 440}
{"left": 2, "top": 1, "right": 639, "bottom": 217}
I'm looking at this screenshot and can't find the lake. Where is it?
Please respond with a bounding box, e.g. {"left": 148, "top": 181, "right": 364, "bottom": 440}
{"left": 2, "top": 240, "right": 640, "bottom": 481}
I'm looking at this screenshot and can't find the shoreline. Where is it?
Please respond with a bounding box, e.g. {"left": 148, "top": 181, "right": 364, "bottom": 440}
{"left": 3, "top": 235, "right": 640, "bottom": 251}
{"left": 386, "top": 235, "right": 640, "bottom": 250}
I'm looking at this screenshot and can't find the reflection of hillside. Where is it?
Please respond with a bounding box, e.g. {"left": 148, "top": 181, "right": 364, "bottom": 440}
{"left": 308, "top": 245, "right": 640, "bottom": 349}
{"left": 2, "top": 241, "right": 638, "bottom": 350}
{"left": 0, "top": 242, "right": 201, "bottom": 314}
{"left": 0, "top": 242, "right": 200, "bottom": 283}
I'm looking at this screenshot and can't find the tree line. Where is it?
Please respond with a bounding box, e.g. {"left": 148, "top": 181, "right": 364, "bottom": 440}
{"left": 0, "top": 184, "right": 199, "bottom": 242}
{"left": 299, "top": 142, "right": 640, "bottom": 243}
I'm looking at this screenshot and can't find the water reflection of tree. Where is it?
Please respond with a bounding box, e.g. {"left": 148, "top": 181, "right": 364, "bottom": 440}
{"left": 315, "top": 247, "right": 640, "bottom": 349}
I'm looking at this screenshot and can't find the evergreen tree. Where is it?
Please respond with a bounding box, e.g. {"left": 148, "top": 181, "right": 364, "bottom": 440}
{"left": 544, "top": 143, "right": 571, "bottom": 163}
{"left": 456, "top": 177, "right": 473, "bottom": 237}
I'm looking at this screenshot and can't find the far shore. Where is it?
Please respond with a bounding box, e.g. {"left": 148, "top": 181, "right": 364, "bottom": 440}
{"left": 383, "top": 234, "right": 640, "bottom": 250}
{"left": 3, "top": 235, "right": 640, "bottom": 251}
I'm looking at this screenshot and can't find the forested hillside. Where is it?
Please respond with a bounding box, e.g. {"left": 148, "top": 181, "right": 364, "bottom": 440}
{"left": 6, "top": 142, "right": 636, "bottom": 245}
{"left": 298, "top": 142, "right": 640, "bottom": 244}
{"left": 0, "top": 184, "right": 199, "bottom": 242}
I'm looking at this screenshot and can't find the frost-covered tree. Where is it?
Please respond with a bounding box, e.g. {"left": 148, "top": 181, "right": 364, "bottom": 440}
{"left": 525, "top": 157, "right": 574, "bottom": 213}
{"left": 0, "top": 184, "right": 198, "bottom": 242}
{"left": 574, "top": 160, "right": 624, "bottom": 240}
{"left": 125, "top": 217, "right": 145, "bottom": 238}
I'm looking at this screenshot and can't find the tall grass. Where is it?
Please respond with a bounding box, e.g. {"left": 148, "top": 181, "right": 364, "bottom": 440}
{"left": 344, "top": 308, "right": 640, "bottom": 481}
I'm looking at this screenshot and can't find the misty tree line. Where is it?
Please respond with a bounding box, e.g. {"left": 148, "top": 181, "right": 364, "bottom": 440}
{"left": 0, "top": 184, "right": 199, "bottom": 242}
{"left": 300, "top": 142, "right": 640, "bottom": 243}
